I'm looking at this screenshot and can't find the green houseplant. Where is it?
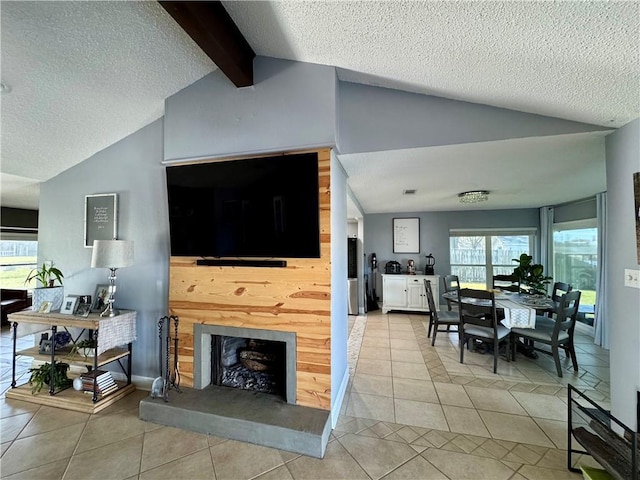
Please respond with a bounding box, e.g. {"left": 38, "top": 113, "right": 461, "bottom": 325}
{"left": 70, "top": 338, "right": 97, "bottom": 358}
{"left": 28, "top": 361, "right": 72, "bottom": 394}
{"left": 25, "top": 262, "right": 65, "bottom": 312}
{"left": 512, "top": 253, "right": 552, "bottom": 295}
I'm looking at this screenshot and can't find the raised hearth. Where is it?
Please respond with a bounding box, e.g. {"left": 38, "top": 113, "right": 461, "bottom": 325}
{"left": 139, "top": 385, "right": 331, "bottom": 458}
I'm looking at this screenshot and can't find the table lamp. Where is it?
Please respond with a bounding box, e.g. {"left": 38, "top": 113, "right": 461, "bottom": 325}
{"left": 91, "top": 239, "right": 134, "bottom": 317}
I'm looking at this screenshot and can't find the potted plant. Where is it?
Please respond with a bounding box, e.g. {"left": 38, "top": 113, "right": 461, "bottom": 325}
{"left": 28, "top": 361, "right": 72, "bottom": 394}
{"left": 512, "top": 253, "right": 552, "bottom": 295}
{"left": 71, "top": 338, "right": 97, "bottom": 358}
{"left": 25, "top": 262, "right": 65, "bottom": 312}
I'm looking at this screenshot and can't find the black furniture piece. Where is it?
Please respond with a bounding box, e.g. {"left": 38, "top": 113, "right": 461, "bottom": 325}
{"left": 442, "top": 274, "right": 461, "bottom": 313}
{"left": 424, "top": 279, "right": 459, "bottom": 346}
{"left": 510, "top": 290, "right": 581, "bottom": 377}
{"left": 492, "top": 274, "right": 520, "bottom": 293}
{"left": 1, "top": 289, "right": 31, "bottom": 326}
{"left": 458, "top": 288, "right": 511, "bottom": 374}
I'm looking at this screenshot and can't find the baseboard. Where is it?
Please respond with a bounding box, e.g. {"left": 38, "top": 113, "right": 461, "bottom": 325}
{"left": 331, "top": 367, "right": 350, "bottom": 429}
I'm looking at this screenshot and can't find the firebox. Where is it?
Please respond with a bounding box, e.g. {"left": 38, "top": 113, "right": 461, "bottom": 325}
{"left": 193, "top": 324, "right": 297, "bottom": 404}
{"left": 212, "top": 336, "right": 286, "bottom": 398}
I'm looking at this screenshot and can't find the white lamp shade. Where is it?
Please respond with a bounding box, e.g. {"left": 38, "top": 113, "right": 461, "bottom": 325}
{"left": 91, "top": 240, "right": 134, "bottom": 268}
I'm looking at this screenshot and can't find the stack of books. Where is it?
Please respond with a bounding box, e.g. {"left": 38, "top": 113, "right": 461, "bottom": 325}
{"left": 80, "top": 369, "right": 118, "bottom": 397}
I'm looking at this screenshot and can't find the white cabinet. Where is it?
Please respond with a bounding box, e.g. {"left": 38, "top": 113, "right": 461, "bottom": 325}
{"left": 382, "top": 274, "right": 440, "bottom": 314}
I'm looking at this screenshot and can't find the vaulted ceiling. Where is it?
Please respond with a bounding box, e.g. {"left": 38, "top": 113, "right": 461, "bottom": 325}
{"left": 1, "top": 1, "right": 638, "bottom": 213}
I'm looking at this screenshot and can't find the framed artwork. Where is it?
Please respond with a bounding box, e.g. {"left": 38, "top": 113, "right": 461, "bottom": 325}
{"left": 84, "top": 193, "right": 117, "bottom": 248}
{"left": 634, "top": 172, "right": 640, "bottom": 264}
{"left": 393, "top": 217, "right": 420, "bottom": 253}
{"left": 38, "top": 301, "right": 52, "bottom": 314}
{"left": 60, "top": 295, "right": 79, "bottom": 315}
{"left": 91, "top": 284, "right": 110, "bottom": 313}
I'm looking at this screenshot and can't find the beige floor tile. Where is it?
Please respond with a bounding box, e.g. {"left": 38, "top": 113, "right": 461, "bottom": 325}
{"left": 65, "top": 434, "right": 144, "bottom": 480}
{"left": 0, "top": 422, "right": 84, "bottom": 476}
{"left": 345, "top": 392, "right": 395, "bottom": 422}
{"left": 389, "top": 329, "right": 418, "bottom": 340}
{"left": 434, "top": 382, "right": 473, "bottom": 408}
{"left": 76, "top": 407, "right": 148, "bottom": 453}
{"left": 478, "top": 410, "right": 555, "bottom": 447}
{"left": 356, "top": 358, "right": 392, "bottom": 376}
{"left": 1, "top": 457, "right": 70, "bottom": 480}
{"left": 442, "top": 405, "right": 491, "bottom": 437}
{"left": 1, "top": 412, "right": 32, "bottom": 443}
{"left": 141, "top": 425, "right": 210, "bottom": 472}
{"left": 358, "top": 345, "right": 391, "bottom": 361}
{"left": 392, "top": 361, "right": 430, "bottom": 380}
{"left": 255, "top": 464, "right": 294, "bottom": 480}
{"left": 533, "top": 417, "right": 568, "bottom": 449}
{"left": 286, "top": 439, "right": 369, "bottom": 479}
{"left": 18, "top": 405, "right": 89, "bottom": 439}
{"left": 351, "top": 373, "right": 394, "bottom": 397}
{"left": 0, "top": 398, "right": 40, "bottom": 419}
{"left": 360, "top": 337, "right": 390, "bottom": 349}
{"left": 393, "top": 377, "right": 439, "bottom": 403}
{"left": 510, "top": 391, "right": 568, "bottom": 421}
{"left": 516, "top": 464, "right": 583, "bottom": 479}
{"left": 394, "top": 399, "right": 449, "bottom": 430}
{"left": 389, "top": 338, "right": 420, "bottom": 351}
{"left": 465, "top": 386, "right": 528, "bottom": 415}
{"left": 422, "top": 448, "right": 515, "bottom": 479}
{"left": 337, "top": 433, "right": 418, "bottom": 479}
{"left": 380, "top": 454, "right": 448, "bottom": 479}
{"left": 208, "top": 439, "right": 287, "bottom": 480}
{"left": 390, "top": 349, "right": 424, "bottom": 364}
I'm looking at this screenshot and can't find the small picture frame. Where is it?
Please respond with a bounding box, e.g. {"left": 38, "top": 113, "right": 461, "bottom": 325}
{"left": 60, "top": 295, "right": 79, "bottom": 315}
{"left": 38, "top": 301, "right": 52, "bottom": 314}
{"left": 75, "top": 303, "right": 91, "bottom": 317}
{"left": 39, "top": 338, "right": 53, "bottom": 354}
{"left": 91, "top": 284, "right": 111, "bottom": 313}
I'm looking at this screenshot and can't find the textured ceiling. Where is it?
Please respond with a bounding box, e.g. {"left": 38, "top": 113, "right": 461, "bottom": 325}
{"left": 1, "top": 1, "right": 638, "bottom": 213}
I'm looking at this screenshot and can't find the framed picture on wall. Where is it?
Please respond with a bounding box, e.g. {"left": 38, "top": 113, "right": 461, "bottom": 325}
{"left": 393, "top": 217, "right": 420, "bottom": 253}
{"left": 84, "top": 193, "right": 117, "bottom": 248}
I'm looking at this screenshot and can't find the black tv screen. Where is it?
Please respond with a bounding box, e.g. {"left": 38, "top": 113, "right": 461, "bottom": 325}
{"left": 166, "top": 152, "right": 321, "bottom": 258}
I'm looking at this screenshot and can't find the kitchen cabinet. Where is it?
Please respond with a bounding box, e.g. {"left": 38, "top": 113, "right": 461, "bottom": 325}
{"left": 382, "top": 274, "right": 440, "bottom": 314}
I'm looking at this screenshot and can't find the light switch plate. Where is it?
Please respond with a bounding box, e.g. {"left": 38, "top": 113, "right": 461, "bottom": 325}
{"left": 624, "top": 269, "right": 640, "bottom": 289}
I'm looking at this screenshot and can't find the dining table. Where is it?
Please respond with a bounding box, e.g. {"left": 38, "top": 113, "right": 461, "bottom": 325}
{"left": 442, "top": 289, "right": 557, "bottom": 358}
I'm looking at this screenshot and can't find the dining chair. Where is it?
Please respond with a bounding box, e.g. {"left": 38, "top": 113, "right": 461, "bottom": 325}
{"left": 458, "top": 288, "right": 511, "bottom": 374}
{"left": 510, "top": 289, "right": 581, "bottom": 377}
{"left": 425, "top": 279, "right": 460, "bottom": 346}
{"left": 492, "top": 274, "right": 520, "bottom": 293}
{"left": 546, "top": 281, "right": 573, "bottom": 316}
{"left": 442, "top": 274, "right": 461, "bottom": 313}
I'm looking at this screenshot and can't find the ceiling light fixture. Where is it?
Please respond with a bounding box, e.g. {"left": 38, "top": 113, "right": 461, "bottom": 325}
{"left": 458, "top": 190, "right": 490, "bottom": 203}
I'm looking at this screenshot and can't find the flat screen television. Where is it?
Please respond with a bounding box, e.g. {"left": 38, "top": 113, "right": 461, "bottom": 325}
{"left": 165, "top": 152, "right": 321, "bottom": 258}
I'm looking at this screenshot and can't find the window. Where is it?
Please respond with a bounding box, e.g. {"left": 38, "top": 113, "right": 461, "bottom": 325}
{"left": 0, "top": 235, "right": 38, "bottom": 289}
{"left": 450, "top": 230, "right": 535, "bottom": 289}
{"left": 552, "top": 219, "right": 597, "bottom": 328}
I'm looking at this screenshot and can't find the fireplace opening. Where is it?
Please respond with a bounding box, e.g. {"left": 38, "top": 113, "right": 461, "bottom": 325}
{"left": 212, "top": 335, "right": 287, "bottom": 400}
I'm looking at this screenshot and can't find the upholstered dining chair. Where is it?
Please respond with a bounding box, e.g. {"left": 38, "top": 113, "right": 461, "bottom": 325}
{"left": 492, "top": 274, "right": 520, "bottom": 293}
{"left": 458, "top": 288, "right": 511, "bottom": 374}
{"left": 510, "top": 289, "right": 581, "bottom": 377}
{"left": 425, "top": 279, "right": 460, "bottom": 346}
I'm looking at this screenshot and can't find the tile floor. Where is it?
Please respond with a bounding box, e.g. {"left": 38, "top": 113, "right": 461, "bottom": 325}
{"left": 0, "top": 310, "right": 609, "bottom": 479}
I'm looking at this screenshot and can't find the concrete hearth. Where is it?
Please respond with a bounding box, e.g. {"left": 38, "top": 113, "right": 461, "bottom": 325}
{"left": 139, "top": 385, "right": 332, "bottom": 458}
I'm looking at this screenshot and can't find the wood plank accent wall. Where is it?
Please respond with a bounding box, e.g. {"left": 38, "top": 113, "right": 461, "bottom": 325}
{"left": 168, "top": 148, "right": 332, "bottom": 410}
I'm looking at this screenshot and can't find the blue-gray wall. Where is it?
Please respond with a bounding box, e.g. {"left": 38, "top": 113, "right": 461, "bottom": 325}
{"left": 605, "top": 118, "right": 640, "bottom": 429}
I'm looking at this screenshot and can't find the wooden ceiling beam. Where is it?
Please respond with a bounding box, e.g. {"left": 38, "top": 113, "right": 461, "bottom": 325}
{"left": 159, "top": 1, "right": 255, "bottom": 87}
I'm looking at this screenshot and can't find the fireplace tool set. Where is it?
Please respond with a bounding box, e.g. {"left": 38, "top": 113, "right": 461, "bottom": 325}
{"left": 151, "top": 315, "right": 181, "bottom": 402}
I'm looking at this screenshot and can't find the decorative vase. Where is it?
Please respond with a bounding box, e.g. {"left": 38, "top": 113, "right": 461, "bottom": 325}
{"left": 31, "top": 286, "right": 64, "bottom": 312}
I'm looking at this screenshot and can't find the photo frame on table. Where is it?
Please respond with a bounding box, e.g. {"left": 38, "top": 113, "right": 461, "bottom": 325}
{"left": 60, "top": 295, "right": 79, "bottom": 315}
{"left": 38, "top": 301, "right": 52, "bottom": 314}
{"left": 84, "top": 193, "right": 117, "bottom": 248}
{"left": 75, "top": 303, "right": 91, "bottom": 317}
{"left": 393, "top": 217, "right": 420, "bottom": 253}
{"left": 91, "top": 284, "right": 110, "bottom": 313}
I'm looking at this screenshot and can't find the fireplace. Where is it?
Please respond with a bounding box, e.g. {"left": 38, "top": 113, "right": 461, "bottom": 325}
{"left": 193, "top": 324, "right": 297, "bottom": 404}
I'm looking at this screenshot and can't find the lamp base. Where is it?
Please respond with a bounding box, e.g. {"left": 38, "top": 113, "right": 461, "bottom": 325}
{"left": 100, "top": 305, "right": 119, "bottom": 317}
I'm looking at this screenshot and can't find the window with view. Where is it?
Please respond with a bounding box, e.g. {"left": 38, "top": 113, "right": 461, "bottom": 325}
{"left": 449, "top": 230, "right": 535, "bottom": 289}
{"left": 552, "top": 220, "right": 597, "bottom": 329}
{"left": 0, "top": 239, "right": 38, "bottom": 289}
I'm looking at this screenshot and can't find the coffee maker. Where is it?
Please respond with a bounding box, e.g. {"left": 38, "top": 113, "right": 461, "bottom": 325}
{"left": 424, "top": 253, "right": 435, "bottom": 275}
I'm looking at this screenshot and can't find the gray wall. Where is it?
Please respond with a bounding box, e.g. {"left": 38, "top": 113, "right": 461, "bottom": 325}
{"left": 337, "top": 81, "right": 609, "bottom": 154}
{"left": 363, "top": 209, "right": 540, "bottom": 299}
{"left": 605, "top": 118, "right": 640, "bottom": 429}
{"left": 39, "top": 119, "right": 169, "bottom": 377}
